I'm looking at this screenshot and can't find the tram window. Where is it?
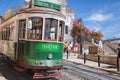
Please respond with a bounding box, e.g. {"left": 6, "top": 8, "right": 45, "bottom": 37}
{"left": 19, "top": 20, "right": 26, "bottom": 39}
{"left": 0, "top": 33, "right": 1, "bottom": 40}
{"left": 0, "top": 27, "right": 1, "bottom": 40}
{"left": 5, "top": 27, "right": 7, "bottom": 40}
{"left": 28, "top": 17, "right": 43, "bottom": 40}
{"left": 59, "top": 21, "right": 65, "bottom": 41}
{"left": 2, "top": 27, "right": 7, "bottom": 40}
{"left": 45, "top": 18, "right": 58, "bottom": 40}
{"left": 6, "top": 27, "right": 10, "bottom": 40}
{"left": 1, "top": 23, "right": 14, "bottom": 41}
{"left": 9, "top": 25, "right": 15, "bottom": 41}
{"left": 1, "top": 28, "right": 4, "bottom": 40}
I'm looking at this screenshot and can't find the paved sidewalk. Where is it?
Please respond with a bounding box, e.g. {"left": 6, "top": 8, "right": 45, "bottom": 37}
{"left": 63, "top": 53, "right": 120, "bottom": 75}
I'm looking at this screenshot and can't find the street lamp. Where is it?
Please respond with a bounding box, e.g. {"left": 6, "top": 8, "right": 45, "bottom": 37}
{"left": 78, "top": 19, "right": 82, "bottom": 54}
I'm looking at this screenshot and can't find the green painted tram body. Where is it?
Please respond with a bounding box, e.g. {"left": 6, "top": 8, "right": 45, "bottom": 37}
{"left": 0, "top": 0, "right": 66, "bottom": 78}
{"left": 18, "top": 41, "right": 63, "bottom": 67}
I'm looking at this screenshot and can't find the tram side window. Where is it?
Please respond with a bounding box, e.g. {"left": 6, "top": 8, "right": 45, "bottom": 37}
{"left": 28, "top": 17, "right": 43, "bottom": 40}
{"left": 9, "top": 25, "right": 15, "bottom": 41}
{"left": 45, "top": 18, "right": 58, "bottom": 40}
{"left": 1, "top": 28, "right": 4, "bottom": 40}
{"left": 2, "top": 27, "right": 6, "bottom": 40}
{"left": 19, "top": 20, "right": 26, "bottom": 39}
{"left": 59, "top": 21, "right": 65, "bottom": 42}
{"left": 0, "top": 28, "right": 1, "bottom": 40}
{"left": 1, "top": 26, "right": 10, "bottom": 40}
{"left": 6, "top": 27, "right": 10, "bottom": 40}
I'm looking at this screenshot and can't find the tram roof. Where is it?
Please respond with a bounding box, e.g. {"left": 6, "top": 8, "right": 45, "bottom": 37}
{"left": 0, "top": 6, "right": 66, "bottom": 26}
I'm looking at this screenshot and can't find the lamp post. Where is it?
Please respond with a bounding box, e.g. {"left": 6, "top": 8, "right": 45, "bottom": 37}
{"left": 78, "top": 19, "right": 82, "bottom": 54}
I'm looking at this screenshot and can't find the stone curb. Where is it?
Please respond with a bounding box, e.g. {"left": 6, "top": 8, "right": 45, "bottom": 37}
{"left": 64, "top": 59, "right": 120, "bottom": 75}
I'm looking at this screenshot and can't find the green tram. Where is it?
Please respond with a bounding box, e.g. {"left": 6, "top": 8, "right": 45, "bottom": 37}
{"left": 0, "top": 1, "right": 65, "bottom": 79}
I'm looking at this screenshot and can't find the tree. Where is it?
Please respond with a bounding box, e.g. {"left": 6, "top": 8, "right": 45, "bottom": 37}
{"left": 91, "top": 31, "right": 103, "bottom": 42}
{"left": 71, "top": 19, "right": 91, "bottom": 43}
{"left": 4, "top": 7, "right": 14, "bottom": 20}
{"left": 71, "top": 19, "right": 103, "bottom": 43}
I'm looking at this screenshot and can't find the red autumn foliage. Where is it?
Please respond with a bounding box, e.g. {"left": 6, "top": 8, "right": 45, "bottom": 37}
{"left": 71, "top": 19, "right": 103, "bottom": 42}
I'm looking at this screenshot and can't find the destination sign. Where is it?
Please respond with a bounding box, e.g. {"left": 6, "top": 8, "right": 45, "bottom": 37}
{"left": 34, "top": 0, "right": 61, "bottom": 11}
{"left": 36, "top": 42, "right": 62, "bottom": 52}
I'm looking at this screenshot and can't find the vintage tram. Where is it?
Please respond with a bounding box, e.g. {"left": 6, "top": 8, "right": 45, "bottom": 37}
{"left": 0, "top": 0, "right": 65, "bottom": 79}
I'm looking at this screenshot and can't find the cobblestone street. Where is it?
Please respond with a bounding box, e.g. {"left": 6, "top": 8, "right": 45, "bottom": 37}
{"left": 61, "top": 61, "right": 120, "bottom": 80}
{"left": 0, "top": 55, "right": 120, "bottom": 80}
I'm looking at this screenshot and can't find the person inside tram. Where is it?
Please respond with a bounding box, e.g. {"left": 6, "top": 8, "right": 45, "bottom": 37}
{"left": 45, "top": 29, "right": 49, "bottom": 39}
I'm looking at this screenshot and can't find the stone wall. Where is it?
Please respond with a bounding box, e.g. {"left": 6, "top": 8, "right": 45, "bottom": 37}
{"left": 78, "top": 54, "right": 117, "bottom": 66}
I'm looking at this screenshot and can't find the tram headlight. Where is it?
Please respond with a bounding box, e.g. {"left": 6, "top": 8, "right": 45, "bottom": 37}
{"left": 48, "top": 53, "right": 53, "bottom": 59}
{"left": 35, "top": 61, "right": 38, "bottom": 64}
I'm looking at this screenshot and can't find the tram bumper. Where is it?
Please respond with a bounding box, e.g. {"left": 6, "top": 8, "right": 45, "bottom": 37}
{"left": 33, "top": 71, "right": 62, "bottom": 79}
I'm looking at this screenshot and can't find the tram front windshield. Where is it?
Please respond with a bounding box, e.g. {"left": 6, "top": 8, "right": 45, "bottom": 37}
{"left": 27, "top": 17, "right": 64, "bottom": 42}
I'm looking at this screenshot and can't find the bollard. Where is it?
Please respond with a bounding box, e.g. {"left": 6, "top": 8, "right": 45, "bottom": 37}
{"left": 98, "top": 55, "right": 100, "bottom": 67}
{"left": 84, "top": 53, "right": 86, "bottom": 64}
{"left": 117, "top": 57, "right": 119, "bottom": 71}
{"left": 66, "top": 51, "right": 68, "bottom": 59}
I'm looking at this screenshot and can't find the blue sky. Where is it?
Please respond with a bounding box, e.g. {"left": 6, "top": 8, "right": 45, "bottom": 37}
{"left": 0, "top": 0, "right": 120, "bottom": 40}
{"left": 67, "top": 0, "right": 120, "bottom": 40}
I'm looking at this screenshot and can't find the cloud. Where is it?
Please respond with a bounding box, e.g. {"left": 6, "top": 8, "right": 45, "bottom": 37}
{"left": 93, "top": 26, "right": 101, "bottom": 32}
{"left": 100, "top": 21, "right": 120, "bottom": 39}
{"left": 85, "top": 13, "right": 113, "bottom": 22}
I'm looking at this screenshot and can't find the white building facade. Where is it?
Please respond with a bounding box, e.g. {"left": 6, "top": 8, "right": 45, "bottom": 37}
{"left": 64, "top": 8, "right": 74, "bottom": 43}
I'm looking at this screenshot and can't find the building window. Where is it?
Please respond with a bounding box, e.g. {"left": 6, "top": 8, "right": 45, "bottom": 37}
{"left": 65, "top": 25, "right": 68, "bottom": 34}
{"left": 59, "top": 21, "right": 65, "bottom": 41}
{"left": 27, "top": 17, "right": 43, "bottom": 40}
{"left": 44, "top": 18, "right": 58, "bottom": 40}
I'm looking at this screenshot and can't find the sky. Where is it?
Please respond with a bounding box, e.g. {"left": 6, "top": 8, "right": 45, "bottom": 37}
{"left": 0, "top": 0, "right": 120, "bottom": 40}
{"left": 67, "top": 0, "right": 120, "bottom": 40}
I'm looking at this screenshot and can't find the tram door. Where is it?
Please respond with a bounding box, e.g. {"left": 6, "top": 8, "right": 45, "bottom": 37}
{"left": 17, "top": 20, "right": 26, "bottom": 60}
